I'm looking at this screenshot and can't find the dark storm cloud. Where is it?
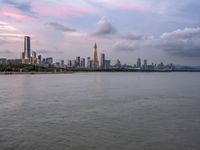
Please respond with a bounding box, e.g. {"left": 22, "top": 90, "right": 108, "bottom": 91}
{"left": 46, "top": 22, "right": 76, "bottom": 32}
{"left": 2, "top": 0, "right": 36, "bottom": 16}
{"left": 93, "top": 17, "right": 117, "bottom": 36}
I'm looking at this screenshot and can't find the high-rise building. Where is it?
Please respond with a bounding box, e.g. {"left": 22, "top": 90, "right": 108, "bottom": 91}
{"left": 24, "top": 36, "right": 31, "bottom": 59}
{"left": 100, "top": 53, "right": 105, "bottom": 69}
{"left": 93, "top": 43, "right": 99, "bottom": 69}
{"left": 115, "top": 59, "right": 121, "bottom": 68}
{"left": 42, "top": 58, "right": 46, "bottom": 64}
{"left": 137, "top": 58, "right": 141, "bottom": 68}
{"left": 87, "top": 57, "right": 91, "bottom": 68}
{"left": 68, "top": 60, "right": 72, "bottom": 67}
{"left": 144, "top": 59, "right": 147, "bottom": 66}
{"left": 87, "top": 57, "right": 93, "bottom": 69}
{"left": 32, "top": 51, "right": 37, "bottom": 59}
{"left": 20, "top": 52, "right": 24, "bottom": 60}
{"left": 76, "top": 56, "right": 80, "bottom": 67}
{"left": 81, "top": 58, "right": 85, "bottom": 68}
{"left": 46, "top": 57, "right": 53, "bottom": 65}
{"left": 0, "top": 58, "right": 7, "bottom": 65}
{"left": 61, "top": 60, "right": 64, "bottom": 67}
{"left": 38, "top": 55, "right": 42, "bottom": 64}
{"left": 105, "top": 60, "right": 111, "bottom": 69}
{"left": 31, "top": 51, "right": 37, "bottom": 64}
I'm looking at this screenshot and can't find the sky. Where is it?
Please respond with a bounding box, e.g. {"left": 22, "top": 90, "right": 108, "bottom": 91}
{"left": 0, "top": 0, "right": 200, "bottom": 65}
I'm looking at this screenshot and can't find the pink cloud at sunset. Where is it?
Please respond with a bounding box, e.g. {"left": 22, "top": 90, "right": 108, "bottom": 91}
{"left": 1, "top": 11, "right": 29, "bottom": 21}
{"left": 34, "top": 5, "right": 95, "bottom": 17}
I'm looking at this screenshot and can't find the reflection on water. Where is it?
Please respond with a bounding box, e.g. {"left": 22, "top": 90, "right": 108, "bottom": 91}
{"left": 0, "top": 72, "right": 200, "bottom": 150}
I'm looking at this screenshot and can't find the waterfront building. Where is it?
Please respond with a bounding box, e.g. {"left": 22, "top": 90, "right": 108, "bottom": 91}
{"left": 76, "top": 56, "right": 80, "bottom": 67}
{"left": 60, "top": 60, "right": 64, "bottom": 67}
{"left": 105, "top": 60, "right": 111, "bottom": 69}
{"left": 42, "top": 58, "right": 46, "bottom": 65}
{"left": 71, "top": 60, "right": 76, "bottom": 67}
{"left": 87, "top": 57, "right": 92, "bottom": 69}
{"left": 24, "top": 36, "right": 31, "bottom": 59}
{"left": 38, "top": 55, "right": 42, "bottom": 64}
{"left": 115, "top": 59, "right": 121, "bottom": 68}
{"left": 100, "top": 53, "right": 105, "bottom": 69}
{"left": 20, "top": 52, "right": 24, "bottom": 60}
{"left": 0, "top": 58, "right": 7, "bottom": 65}
{"left": 46, "top": 57, "right": 53, "bottom": 65}
{"left": 31, "top": 51, "right": 37, "bottom": 64}
{"left": 81, "top": 58, "right": 85, "bottom": 68}
{"left": 137, "top": 58, "right": 141, "bottom": 68}
{"left": 68, "top": 60, "right": 72, "bottom": 67}
{"left": 144, "top": 59, "right": 147, "bottom": 66}
{"left": 68, "top": 60, "right": 76, "bottom": 67}
{"left": 93, "top": 43, "right": 99, "bottom": 69}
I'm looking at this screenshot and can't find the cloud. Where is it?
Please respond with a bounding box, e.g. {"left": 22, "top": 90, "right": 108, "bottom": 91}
{"left": 121, "top": 34, "right": 143, "bottom": 40}
{"left": 37, "top": 49, "right": 64, "bottom": 55}
{"left": 93, "top": 17, "right": 117, "bottom": 36}
{"left": 0, "top": 39, "right": 7, "bottom": 45}
{"left": 85, "top": 0, "right": 153, "bottom": 13}
{"left": 112, "top": 41, "right": 140, "bottom": 51}
{"left": 159, "top": 28, "right": 200, "bottom": 57}
{"left": 2, "top": 0, "right": 36, "bottom": 16}
{"left": 0, "top": 21, "right": 17, "bottom": 32}
{"left": 2, "top": 11, "right": 29, "bottom": 21}
{"left": 114, "top": 2, "right": 153, "bottom": 13}
{"left": 0, "top": 21, "right": 25, "bottom": 42}
{"left": 35, "top": 5, "right": 95, "bottom": 17}
{"left": 160, "top": 28, "right": 200, "bottom": 39}
{"left": 0, "top": 49, "right": 12, "bottom": 54}
{"left": 112, "top": 27, "right": 200, "bottom": 57}
{"left": 46, "top": 22, "right": 76, "bottom": 32}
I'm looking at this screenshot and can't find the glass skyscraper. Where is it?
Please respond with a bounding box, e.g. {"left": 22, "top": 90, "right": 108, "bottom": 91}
{"left": 24, "top": 36, "right": 31, "bottom": 59}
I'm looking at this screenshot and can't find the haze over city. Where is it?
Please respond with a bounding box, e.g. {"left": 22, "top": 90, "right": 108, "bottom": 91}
{"left": 0, "top": 0, "right": 200, "bottom": 65}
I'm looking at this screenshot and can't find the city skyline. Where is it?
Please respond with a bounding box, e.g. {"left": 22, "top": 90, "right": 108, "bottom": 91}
{"left": 0, "top": 0, "right": 200, "bottom": 65}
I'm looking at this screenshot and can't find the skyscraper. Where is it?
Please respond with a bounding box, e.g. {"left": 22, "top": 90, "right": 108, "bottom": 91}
{"left": 20, "top": 52, "right": 24, "bottom": 60}
{"left": 137, "top": 58, "right": 141, "bottom": 68}
{"left": 81, "top": 58, "right": 85, "bottom": 68}
{"left": 76, "top": 56, "right": 80, "bottom": 67}
{"left": 105, "top": 60, "right": 111, "bottom": 69}
{"left": 87, "top": 57, "right": 91, "bottom": 69}
{"left": 93, "top": 43, "right": 99, "bottom": 69}
{"left": 24, "top": 36, "right": 31, "bottom": 59}
{"left": 100, "top": 53, "right": 105, "bottom": 69}
{"left": 38, "top": 55, "right": 42, "bottom": 64}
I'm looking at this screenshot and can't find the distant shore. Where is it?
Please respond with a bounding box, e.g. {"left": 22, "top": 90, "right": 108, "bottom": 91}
{"left": 0, "top": 70, "right": 199, "bottom": 75}
{"left": 0, "top": 71, "right": 74, "bottom": 75}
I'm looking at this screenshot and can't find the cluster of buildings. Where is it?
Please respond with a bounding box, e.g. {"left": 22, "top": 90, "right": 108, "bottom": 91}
{"left": 67, "top": 43, "right": 111, "bottom": 69}
{"left": 133, "top": 58, "right": 173, "bottom": 71}
{"left": 20, "top": 36, "right": 53, "bottom": 66}
{"left": 0, "top": 36, "right": 173, "bottom": 71}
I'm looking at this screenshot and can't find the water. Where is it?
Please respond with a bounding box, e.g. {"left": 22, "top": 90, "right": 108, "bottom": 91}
{"left": 0, "top": 72, "right": 200, "bottom": 150}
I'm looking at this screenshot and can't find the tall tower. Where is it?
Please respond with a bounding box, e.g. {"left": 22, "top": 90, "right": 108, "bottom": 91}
{"left": 101, "top": 53, "right": 105, "bottom": 69}
{"left": 93, "top": 43, "right": 99, "bottom": 69}
{"left": 24, "top": 36, "right": 31, "bottom": 59}
{"left": 137, "top": 58, "right": 141, "bottom": 68}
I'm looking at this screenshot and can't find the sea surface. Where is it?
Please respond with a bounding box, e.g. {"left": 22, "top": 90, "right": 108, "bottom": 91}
{"left": 0, "top": 72, "right": 200, "bottom": 150}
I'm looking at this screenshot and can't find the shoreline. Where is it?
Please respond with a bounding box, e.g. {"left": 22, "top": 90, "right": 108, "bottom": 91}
{"left": 0, "top": 71, "right": 199, "bottom": 75}
{"left": 0, "top": 72, "right": 74, "bottom": 75}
